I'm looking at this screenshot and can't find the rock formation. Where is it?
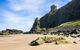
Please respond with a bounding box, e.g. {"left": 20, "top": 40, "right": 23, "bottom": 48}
{"left": 40, "top": 0, "right": 80, "bottom": 28}
{"left": 0, "top": 29, "right": 23, "bottom": 35}
{"left": 30, "top": 17, "right": 41, "bottom": 33}
{"left": 30, "top": 0, "right": 80, "bottom": 32}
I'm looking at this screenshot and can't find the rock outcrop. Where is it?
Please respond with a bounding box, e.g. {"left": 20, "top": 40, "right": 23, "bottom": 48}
{"left": 0, "top": 29, "right": 23, "bottom": 35}
{"left": 30, "top": 0, "right": 80, "bottom": 32}
{"left": 40, "top": 0, "right": 80, "bottom": 28}
{"left": 30, "top": 17, "right": 41, "bottom": 33}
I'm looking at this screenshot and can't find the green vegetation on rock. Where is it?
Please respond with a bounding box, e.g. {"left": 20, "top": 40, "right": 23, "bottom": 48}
{"left": 58, "top": 20, "right": 80, "bottom": 28}
{"left": 0, "top": 32, "right": 9, "bottom": 35}
{"left": 30, "top": 0, "right": 80, "bottom": 33}
{"left": 30, "top": 36, "right": 69, "bottom": 46}
{"left": 0, "top": 29, "right": 23, "bottom": 35}
{"left": 40, "top": 0, "right": 80, "bottom": 28}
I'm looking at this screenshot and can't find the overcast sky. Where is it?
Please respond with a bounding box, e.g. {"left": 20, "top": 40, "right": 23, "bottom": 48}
{"left": 0, "top": 0, "right": 71, "bottom": 32}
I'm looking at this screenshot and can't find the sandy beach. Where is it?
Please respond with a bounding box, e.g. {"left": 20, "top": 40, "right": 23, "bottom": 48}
{"left": 0, "top": 34, "right": 80, "bottom": 50}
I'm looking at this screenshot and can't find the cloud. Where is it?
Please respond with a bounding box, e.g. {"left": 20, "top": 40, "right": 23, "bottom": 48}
{"left": 0, "top": 9, "right": 34, "bottom": 31}
{"left": 7, "top": 0, "right": 46, "bottom": 15}
{"left": 0, "top": 0, "right": 46, "bottom": 31}
{"left": 0, "top": 0, "right": 71, "bottom": 31}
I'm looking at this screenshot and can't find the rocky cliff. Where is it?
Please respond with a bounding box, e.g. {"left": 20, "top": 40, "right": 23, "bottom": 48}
{"left": 40, "top": 0, "right": 80, "bottom": 28}
{"left": 30, "top": 0, "right": 80, "bottom": 32}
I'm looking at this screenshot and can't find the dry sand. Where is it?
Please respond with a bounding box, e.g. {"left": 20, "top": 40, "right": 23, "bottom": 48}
{"left": 0, "top": 34, "right": 80, "bottom": 50}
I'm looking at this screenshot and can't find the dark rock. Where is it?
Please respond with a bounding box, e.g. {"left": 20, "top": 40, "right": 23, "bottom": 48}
{"left": 57, "top": 27, "right": 80, "bottom": 35}
{"left": 0, "top": 29, "right": 23, "bottom": 34}
{"left": 69, "top": 29, "right": 80, "bottom": 34}
{"left": 30, "top": 17, "right": 41, "bottom": 33}
{"left": 30, "top": 0, "right": 80, "bottom": 34}
{"left": 29, "top": 40, "right": 39, "bottom": 46}
{"left": 73, "top": 41, "right": 77, "bottom": 44}
{"left": 40, "top": 0, "right": 80, "bottom": 28}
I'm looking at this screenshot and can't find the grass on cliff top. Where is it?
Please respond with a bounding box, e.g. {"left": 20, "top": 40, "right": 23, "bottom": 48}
{"left": 58, "top": 20, "right": 80, "bottom": 28}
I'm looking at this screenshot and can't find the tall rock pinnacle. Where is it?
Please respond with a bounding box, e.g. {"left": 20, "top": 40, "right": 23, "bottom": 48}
{"left": 30, "top": 17, "right": 41, "bottom": 32}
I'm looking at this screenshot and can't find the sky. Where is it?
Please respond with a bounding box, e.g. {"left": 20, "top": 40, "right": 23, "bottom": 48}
{"left": 0, "top": 0, "right": 71, "bottom": 32}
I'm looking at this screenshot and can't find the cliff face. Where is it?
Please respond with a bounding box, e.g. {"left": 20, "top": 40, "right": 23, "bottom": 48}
{"left": 40, "top": 0, "right": 80, "bottom": 28}
{"left": 30, "top": 0, "right": 80, "bottom": 32}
